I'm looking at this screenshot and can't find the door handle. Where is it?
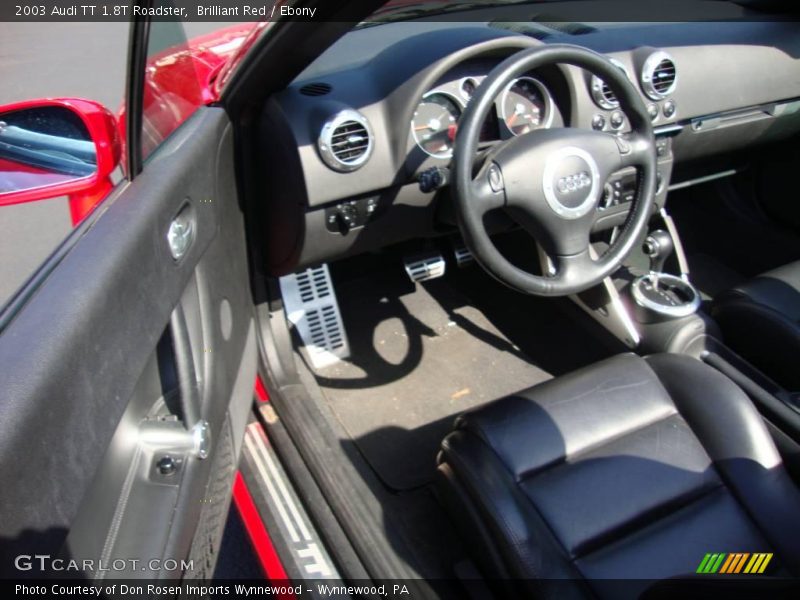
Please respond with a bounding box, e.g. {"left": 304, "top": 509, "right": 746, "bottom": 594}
{"left": 167, "top": 207, "right": 195, "bottom": 261}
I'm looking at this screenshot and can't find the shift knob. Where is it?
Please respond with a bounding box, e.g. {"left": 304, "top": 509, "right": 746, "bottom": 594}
{"left": 643, "top": 229, "right": 674, "bottom": 275}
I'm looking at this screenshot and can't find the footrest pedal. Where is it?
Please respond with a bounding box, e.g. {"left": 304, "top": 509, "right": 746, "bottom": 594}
{"left": 279, "top": 264, "right": 349, "bottom": 369}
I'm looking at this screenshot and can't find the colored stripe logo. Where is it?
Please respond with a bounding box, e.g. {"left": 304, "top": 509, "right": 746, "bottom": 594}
{"left": 696, "top": 552, "right": 773, "bottom": 574}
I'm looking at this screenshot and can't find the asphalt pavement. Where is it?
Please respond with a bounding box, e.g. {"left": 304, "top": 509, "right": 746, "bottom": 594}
{"left": 0, "top": 21, "right": 237, "bottom": 307}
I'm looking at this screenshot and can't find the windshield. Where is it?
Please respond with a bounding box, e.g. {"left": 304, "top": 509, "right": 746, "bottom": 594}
{"left": 364, "top": 0, "right": 543, "bottom": 25}
{"left": 360, "top": 0, "right": 795, "bottom": 27}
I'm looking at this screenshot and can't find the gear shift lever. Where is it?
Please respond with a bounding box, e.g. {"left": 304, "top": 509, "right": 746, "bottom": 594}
{"left": 643, "top": 229, "right": 674, "bottom": 276}
{"left": 631, "top": 229, "right": 700, "bottom": 320}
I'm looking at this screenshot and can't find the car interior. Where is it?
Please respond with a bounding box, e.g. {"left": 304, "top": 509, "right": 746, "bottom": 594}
{"left": 233, "top": 5, "right": 800, "bottom": 596}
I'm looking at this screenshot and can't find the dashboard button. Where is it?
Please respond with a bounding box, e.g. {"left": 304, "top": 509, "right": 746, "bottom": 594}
{"left": 488, "top": 164, "right": 504, "bottom": 192}
{"left": 592, "top": 114, "right": 606, "bottom": 130}
{"left": 338, "top": 204, "right": 358, "bottom": 229}
{"left": 663, "top": 100, "right": 677, "bottom": 118}
{"left": 647, "top": 103, "right": 659, "bottom": 121}
{"left": 610, "top": 111, "right": 625, "bottom": 129}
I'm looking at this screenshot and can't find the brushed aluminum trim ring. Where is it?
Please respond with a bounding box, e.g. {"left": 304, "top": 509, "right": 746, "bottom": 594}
{"left": 631, "top": 273, "right": 701, "bottom": 318}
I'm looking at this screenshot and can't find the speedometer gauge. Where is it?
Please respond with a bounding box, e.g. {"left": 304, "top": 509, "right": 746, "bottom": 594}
{"left": 501, "top": 77, "right": 552, "bottom": 136}
{"left": 412, "top": 92, "right": 462, "bottom": 158}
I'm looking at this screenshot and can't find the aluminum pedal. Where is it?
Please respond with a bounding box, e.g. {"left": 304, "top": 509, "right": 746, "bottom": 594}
{"left": 279, "top": 264, "right": 350, "bottom": 369}
{"left": 453, "top": 242, "right": 474, "bottom": 267}
{"left": 404, "top": 252, "right": 446, "bottom": 282}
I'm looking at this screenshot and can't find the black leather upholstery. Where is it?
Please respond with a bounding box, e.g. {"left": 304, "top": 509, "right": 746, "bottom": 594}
{"left": 713, "top": 260, "right": 800, "bottom": 390}
{"left": 437, "top": 353, "right": 800, "bottom": 598}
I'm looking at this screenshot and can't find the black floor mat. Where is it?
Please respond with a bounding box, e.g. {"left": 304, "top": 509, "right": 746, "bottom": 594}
{"left": 311, "top": 271, "right": 552, "bottom": 491}
{"left": 307, "top": 259, "right": 618, "bottom": 492}
{"left": 449, "top": 265, "right": 624, "bottom": 374}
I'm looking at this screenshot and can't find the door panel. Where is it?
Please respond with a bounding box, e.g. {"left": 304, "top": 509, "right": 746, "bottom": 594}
{"left": 0, "top": 107, "right": 256, "bottom": 577}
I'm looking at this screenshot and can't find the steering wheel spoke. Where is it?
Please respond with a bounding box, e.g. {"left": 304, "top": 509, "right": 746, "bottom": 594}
{"left": 552, "top": 249, "right": 596, "bottom": 287}
{"left": 469, "top": 163, "right": 507, "bottom": 215}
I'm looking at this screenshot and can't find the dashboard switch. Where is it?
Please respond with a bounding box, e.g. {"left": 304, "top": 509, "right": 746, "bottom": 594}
{"left": 614, "top": 136, "right": 631, "bottom": 155}
{"left": 325, "top": 196, "right": 380, "bottom": 233}
{"left": 592, "top": 114, "right": 606, "bottom": 131}
{"left": 610, "top": 111, "right": 625, "bottom": 130}
{"left": 601, "top": 183, "right": 615, "bottom": 209}
{"left": 656, "top": 137, "right": 672, "bottom": 158}
{"left": 663, "top": 100, "right": 677, "bottom": 118}
{"left": 418, "top": 166, "right": 449, "bottom": 193}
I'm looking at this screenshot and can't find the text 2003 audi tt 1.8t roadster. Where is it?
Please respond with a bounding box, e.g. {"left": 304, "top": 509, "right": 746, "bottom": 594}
{"left": 1, "top": 1, "right": 800, "bottom": 597}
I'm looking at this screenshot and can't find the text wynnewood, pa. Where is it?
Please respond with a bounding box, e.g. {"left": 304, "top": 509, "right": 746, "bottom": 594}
{"left": 15, "top": 583, "right": 412, "bottom": 597}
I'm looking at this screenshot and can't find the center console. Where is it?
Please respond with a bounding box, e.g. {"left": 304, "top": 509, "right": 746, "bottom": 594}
{"left": 566, "top": 176, "right": 800, "bottom": 456}
{"left": 570, "top": 207, "right": 719, "bottom": 354}
{"left": 622, "top": 225, "right": 719, "bottom": 354}
{"left": 593, "top": 133, "right": 674, "bottom": 232}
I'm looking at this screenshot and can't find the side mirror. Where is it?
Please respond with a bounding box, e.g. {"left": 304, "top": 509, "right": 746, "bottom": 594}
{"left": 0, "top": 98, "right": 121, "bottom": 223}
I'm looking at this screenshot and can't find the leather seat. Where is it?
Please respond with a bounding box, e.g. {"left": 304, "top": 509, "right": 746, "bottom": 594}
{"left": 713, "top": 260, "right": 800, "bottom": 391}
{"left": 437, "top": 353, "right": 800, "bottom": 598}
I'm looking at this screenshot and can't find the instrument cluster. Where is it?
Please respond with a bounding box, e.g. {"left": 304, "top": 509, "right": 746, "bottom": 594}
{"left": 411, "top": 73, "right": 555, "bottom": 158}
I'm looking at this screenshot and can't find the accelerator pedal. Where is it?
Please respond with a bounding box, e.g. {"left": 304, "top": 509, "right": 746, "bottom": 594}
{"left": 279, "top": 264, "right": 349, "bottom": 369}
{"left": 404, "top": 251, "right": 446, "bottom": 283}
{"left": 452, "top": 241, "right": 474, "bottom": 267}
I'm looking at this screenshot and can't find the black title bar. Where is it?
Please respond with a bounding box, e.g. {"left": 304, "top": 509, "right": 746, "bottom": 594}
{"left": 1, "top": 0, "right": 799, "bottom": 22}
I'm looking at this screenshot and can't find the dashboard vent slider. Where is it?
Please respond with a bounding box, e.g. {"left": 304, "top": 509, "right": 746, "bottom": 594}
{"left": 590, "top": 58, "right": 629, "bottom": 110}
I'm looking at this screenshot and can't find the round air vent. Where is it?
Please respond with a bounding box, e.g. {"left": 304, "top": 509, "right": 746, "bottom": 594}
{"left": 317, "top": 109, "right": 373, "bottom": 172}
{"left": 641, "top": 51, "right": 676, "bottom": 100}
{"left": 589, "top": 58, "right": 629, "bottom": 110}
{"left": 299, "top": 82, "right": 332, "bottom": 96}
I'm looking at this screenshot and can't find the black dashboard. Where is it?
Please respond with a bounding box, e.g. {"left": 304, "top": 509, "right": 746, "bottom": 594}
{"left": 259, "top": 18, "right": 800, "bottom": 274}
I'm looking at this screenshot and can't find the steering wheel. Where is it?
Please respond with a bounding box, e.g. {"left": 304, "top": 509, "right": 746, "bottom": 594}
{"left": 452, "top": 44, "right": 657, "bottom": 296}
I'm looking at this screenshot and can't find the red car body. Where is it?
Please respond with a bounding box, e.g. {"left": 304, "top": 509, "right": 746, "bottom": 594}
{"left": 133, "top": 22, "right": 267, "bottom": 159}
{"left": 0, "top": 22, "right": 266, "bottom": 225}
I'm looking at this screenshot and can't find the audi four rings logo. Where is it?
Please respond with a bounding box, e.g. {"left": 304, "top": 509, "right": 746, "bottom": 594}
{"left": 557, "top": 171, "right": 592, "bottom": 193}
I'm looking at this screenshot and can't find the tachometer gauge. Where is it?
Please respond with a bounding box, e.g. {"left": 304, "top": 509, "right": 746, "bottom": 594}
{"left": 501, "top": 77, "right": 552, "bottom": 136}
{"left": 412, "top": 92, "right": 462, "bottom": 158}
